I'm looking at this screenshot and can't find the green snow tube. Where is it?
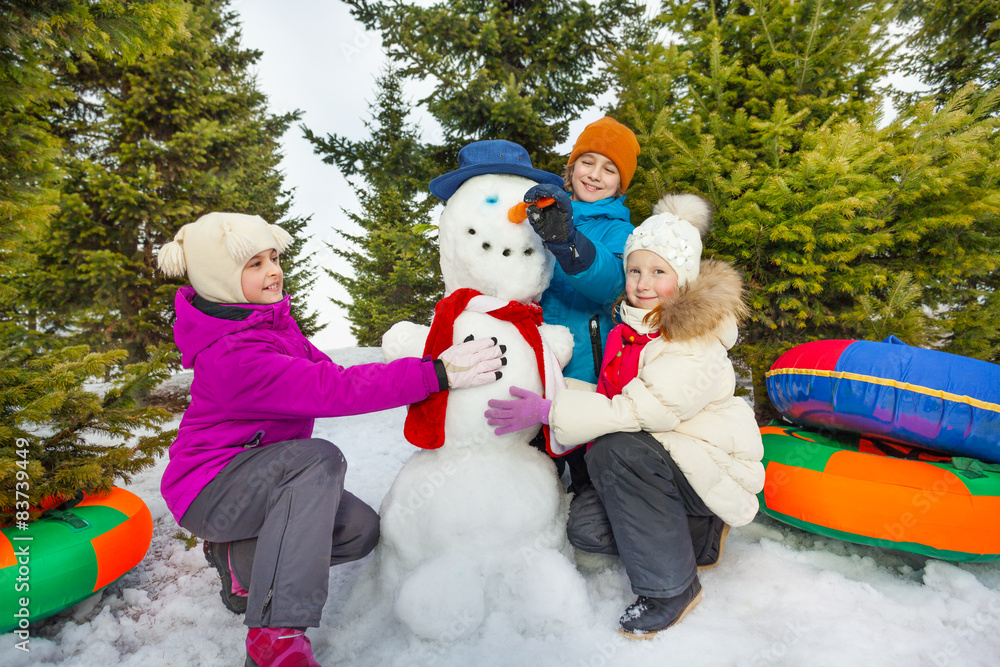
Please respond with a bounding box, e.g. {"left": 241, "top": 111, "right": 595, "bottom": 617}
{"left": 1, "top": 487, "right": 153, "bottom": 633}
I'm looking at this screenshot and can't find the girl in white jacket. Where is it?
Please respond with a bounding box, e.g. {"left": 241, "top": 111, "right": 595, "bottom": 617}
{"left": 486, "top": 194, "right": 765, "bottom": 638}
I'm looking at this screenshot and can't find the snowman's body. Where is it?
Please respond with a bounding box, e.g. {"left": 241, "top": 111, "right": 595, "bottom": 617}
{"left": 377, "top": 173, "right": 590, "bottom": 639}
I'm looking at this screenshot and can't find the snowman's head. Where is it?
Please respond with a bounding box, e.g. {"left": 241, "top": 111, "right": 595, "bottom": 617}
{"left": 439, "top": 174, "right": 554, "bottom": 303}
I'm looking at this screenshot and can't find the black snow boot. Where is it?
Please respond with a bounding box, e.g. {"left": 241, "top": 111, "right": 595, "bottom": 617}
{"left": 697, "top": 522, "right": 731, "bottom": 571}
{"left": 618, "top": 577, "right": 703, "bottom": 638}
{"left": 203, "top": 540, "right": 248, "bottom": 615}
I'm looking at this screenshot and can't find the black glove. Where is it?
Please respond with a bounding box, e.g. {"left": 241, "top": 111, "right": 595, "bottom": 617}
{"left": 523, "top": 184, "right": 575, "bottom": 244}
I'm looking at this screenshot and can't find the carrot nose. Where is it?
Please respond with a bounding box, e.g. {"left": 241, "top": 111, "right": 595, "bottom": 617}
{"left": 508, "top": 197, "right": 555, "bottom": 224}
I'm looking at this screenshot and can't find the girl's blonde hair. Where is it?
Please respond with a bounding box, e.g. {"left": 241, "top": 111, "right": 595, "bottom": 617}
{"left": 613, "top": 293, "right": 673, "bottom": 342}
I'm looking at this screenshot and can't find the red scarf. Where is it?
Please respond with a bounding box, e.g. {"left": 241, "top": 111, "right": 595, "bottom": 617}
{"left": 404, "top": 288, "right": 550, "bottom": 450}
{"left": 596, "top": 324, "right": 660, "bottom": 399}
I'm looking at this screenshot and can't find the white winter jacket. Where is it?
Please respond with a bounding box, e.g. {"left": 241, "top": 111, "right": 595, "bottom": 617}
{"left": 549, "top": 260, "right": 765, "bottom": 527}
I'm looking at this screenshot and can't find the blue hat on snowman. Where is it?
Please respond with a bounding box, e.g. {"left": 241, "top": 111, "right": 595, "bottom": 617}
{"left": 429, "top": 140, "right": 565, "bottom": 200}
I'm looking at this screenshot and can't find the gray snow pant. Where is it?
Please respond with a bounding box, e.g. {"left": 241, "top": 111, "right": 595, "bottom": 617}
{"left": 567, "top": 431, "right": 723, "bottom": 598}
{"left": 179, "top": 438, "right": 379, "bottom": 628}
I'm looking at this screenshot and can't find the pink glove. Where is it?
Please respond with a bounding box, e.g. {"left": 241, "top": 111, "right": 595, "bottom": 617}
{"left": 439, "top": 336, "right": 505, "bottom": 389}
{"left": 485, "top": 386, "right": 551, "bottom": 435}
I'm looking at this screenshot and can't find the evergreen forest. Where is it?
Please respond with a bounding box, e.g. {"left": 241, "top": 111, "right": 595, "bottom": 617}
{"left": 2, "top": 0, "right": 998, "bottom": 516}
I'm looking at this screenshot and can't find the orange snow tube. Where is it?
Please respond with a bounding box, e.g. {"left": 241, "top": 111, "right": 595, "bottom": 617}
{"left": 758, "top": 424, "right": 1000, "bottom": 562}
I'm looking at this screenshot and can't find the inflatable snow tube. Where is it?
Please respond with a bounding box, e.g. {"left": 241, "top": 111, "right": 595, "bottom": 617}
{"left": 758, "top": 424, "right": 1000, "bottom": 562}
{"left": 0, "top": 487, "right": 153, "bottom": 633}
{"left": 765, "top": 336, "right": 1000, "bottom": 463}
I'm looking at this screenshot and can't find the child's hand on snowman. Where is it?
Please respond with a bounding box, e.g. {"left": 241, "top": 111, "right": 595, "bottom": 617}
{"left": 523, "top": 184, "right": 575, "bottom": 244}
{"left": 485, "top": 386, "right": 552, "bottom": 435}
{"left": 439, "top": 336, "right": 506, "bottom": 389}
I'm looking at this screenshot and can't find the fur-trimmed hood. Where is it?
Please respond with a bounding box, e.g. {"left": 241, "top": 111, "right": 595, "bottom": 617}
{"left": 650, "top": 258, "right": 749, "bottom": 344}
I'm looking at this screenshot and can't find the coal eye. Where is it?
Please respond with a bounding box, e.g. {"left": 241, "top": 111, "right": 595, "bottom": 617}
{"left": 524, "top": 248, "right": 534, "bottom": 256}
{"left": 468, "top": 228, "right": 476, "bottom": 235}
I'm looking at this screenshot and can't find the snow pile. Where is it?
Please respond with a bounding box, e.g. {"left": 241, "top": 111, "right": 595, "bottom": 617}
{"left": 2, "top": 348, "right": 998, "bottom": 666}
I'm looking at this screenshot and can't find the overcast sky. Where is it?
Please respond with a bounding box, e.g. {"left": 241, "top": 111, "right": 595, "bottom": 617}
{"left": 236, "top": 0, "right": 401, "bottom": 349}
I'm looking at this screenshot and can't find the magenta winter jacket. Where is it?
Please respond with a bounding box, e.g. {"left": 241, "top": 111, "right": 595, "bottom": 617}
{"left": 161, "top": 286, "right": 442, "bottom": 522}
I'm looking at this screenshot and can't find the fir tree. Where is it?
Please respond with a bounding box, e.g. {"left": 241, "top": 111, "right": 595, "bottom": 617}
{"left": 0, "top": 0, "right": 186, "bottom": 339}
{"left": 610, "top": 1, "right": 1000, "bottom": 421}
{"left": 26, "top": 0, "right": 321, "bottom": 365}
{"left": 343, "top": 0, "right": 652, "bottom": 171}
{"left": 304, "top": 67, "right": 442, "bottom": 346}
{"left": 0, "top": 0, "right": 186, "bottom": 519}
{"left": 898, "top": 0, "right": 1000, "bottom": 103}
{"left": 616, "top": 0, "right": 898, "bottom": 217}
{"left": 850, "top": 272, "right": 935, "bottom": 347}
{"left": 0, "top": 344, "right": 177, "bottom": 525}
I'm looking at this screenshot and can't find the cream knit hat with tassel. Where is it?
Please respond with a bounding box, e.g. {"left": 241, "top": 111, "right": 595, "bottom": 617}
{"left": 157, "top": 212, "right": 293, "bottom": 303}
{"left": 623, "top": 194, "right": 713, "bottom": 288}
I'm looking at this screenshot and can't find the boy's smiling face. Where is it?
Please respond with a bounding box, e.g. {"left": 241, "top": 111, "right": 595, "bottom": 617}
{"left": 241, "top": 248, "right": 283, "bottom": 304}
{"left": 569, "top": 152, "right": 622, "bottom": 203}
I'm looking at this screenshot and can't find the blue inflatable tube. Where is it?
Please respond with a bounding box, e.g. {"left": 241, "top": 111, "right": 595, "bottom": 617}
{"left": 766, "top": 336, "right": 1000, "bottom": 463}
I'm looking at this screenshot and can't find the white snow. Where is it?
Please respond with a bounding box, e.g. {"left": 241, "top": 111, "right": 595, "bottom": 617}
{"left": 3, "top": 347, "right": 999, "bottom": 667}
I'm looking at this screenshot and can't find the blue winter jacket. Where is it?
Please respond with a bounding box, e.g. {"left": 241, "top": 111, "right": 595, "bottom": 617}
{"left": 540, "top": 196, "right": 633, "bottom": 384}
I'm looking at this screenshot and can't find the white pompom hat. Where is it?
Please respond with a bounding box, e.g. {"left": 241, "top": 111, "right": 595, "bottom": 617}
{"left": 157, "top": 212, "right": 292, "bottom": 303}
{"left": 623, "top": 194, "right": 713, "bottom": 288}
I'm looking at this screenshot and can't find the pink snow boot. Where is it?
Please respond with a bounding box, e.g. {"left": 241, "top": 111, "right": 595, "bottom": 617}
{"left": 245, "top": 627, "right": 320, "bottom": 667}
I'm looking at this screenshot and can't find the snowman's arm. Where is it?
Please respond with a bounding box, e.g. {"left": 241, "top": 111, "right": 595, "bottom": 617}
{"left": 382, "top": 321, "right": 430, "bottom": 362}
{"left": 539, "top": 323, "right": 574, "bottom": 370}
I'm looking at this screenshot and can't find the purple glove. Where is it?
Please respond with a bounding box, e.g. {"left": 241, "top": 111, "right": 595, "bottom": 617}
{"left": 485, "top": 386, "right": 551, "bottom": 435}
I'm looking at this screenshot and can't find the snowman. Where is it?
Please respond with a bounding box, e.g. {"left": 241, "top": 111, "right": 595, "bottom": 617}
{"left": 376, "top": 140, "right": 591, "bottom": 640}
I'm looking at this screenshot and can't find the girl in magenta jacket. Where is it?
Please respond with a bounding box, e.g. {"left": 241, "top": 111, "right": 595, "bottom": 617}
{"left": 157, "top": 212, "right": 503, "bottom": 667}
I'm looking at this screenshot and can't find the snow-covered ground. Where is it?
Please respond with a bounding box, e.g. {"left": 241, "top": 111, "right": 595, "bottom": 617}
{"left": 4, "top": 348, "right": 999, "bottom": 667}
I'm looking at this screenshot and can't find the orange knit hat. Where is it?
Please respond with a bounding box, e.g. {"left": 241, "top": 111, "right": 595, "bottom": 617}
{"left": 566, "top": 117, "right": 641, "bottom": 191}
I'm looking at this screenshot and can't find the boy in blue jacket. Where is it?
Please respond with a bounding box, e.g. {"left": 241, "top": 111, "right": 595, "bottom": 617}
{"left": 522, "top": 116, "right": 641, "bottom": 490}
